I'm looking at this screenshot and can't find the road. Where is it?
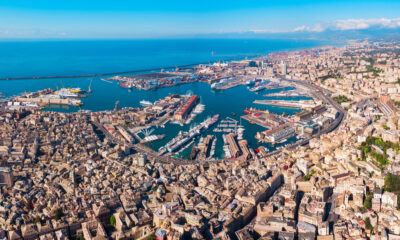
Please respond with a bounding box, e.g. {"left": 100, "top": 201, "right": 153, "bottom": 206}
{"left": 265, "top": 78, "right": 346, "bottom": 157}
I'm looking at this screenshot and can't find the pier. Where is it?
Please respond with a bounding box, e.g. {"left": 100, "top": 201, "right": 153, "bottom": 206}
{"left": 0, "top": 54, "right": 262, "bottom": 81}
{"left": 15, "top": 97, "right": 82, "bottom": 106}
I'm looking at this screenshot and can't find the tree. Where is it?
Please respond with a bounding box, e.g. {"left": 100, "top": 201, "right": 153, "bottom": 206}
{"left": 34, "top": 216, "right": 42, "bottom": 224}
{"left": 54, "top": 208, "right": 63, "bottom": 220}
{"left": 110, "top": 215, "right": 116, "bottom": 226}
{"left": 364, "top": 217, "right": 374, "bottom": 232}
{"left": 144, "top": 234, "right": 156, "bottom": 240}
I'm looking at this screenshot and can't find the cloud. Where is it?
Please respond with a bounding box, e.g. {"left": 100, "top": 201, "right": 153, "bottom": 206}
{"left": 293, "top": 18, "right": 400, "bottom": 32}
{"left": 293, "top": 24, "right": 324, "bottom": 32}
{"left": 293, "top": 25, "right": 310, "bottom": 32}
{"left": 335, "top": 18, "right": 400, "bottom": 30}
{"left": 248, "top": 29, "right": 269, "bottom": 33}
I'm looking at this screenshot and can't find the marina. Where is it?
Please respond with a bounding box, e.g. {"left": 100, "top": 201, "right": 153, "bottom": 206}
{"left": 158, "top": 114, "right": 219, "bottom": 155}
{"left": 2, "top": 79, "right": 306, "bottom": 159}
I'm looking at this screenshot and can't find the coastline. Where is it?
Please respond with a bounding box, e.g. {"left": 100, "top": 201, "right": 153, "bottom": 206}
{"left": 0, "top": 39, "right": 331, "bottom": 81}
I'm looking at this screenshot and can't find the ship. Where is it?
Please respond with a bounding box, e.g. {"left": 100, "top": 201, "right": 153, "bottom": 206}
{"left": 119, "top": 81, "right": 134, "bottom": 89}
{"left": 246, "top": 79, "right": 255, "bottom": 86}
{"left": 211, "top": 77, "right": 236, "bottom": 89}
{"left": 159, "top": 114, "right": 219, "bottom": 154}
{"left": 69, "top": 87, "right": 84, "bottom": 93}
{"left": 249, "top": 85, "right": 266, "bottom": 92}
{"left": 55, "top": 88, "right": 79, "bottom": 98}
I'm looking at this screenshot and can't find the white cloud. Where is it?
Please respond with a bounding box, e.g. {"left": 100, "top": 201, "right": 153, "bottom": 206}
{"left": 293, "top": 24, "right": 324, "bottom": 32}
{"left": 293, "top": 25, "right": 310, "bottom": 32}
{"left": 249, "top": 29, "right": 269, "bottom": 33}
{"left": 293, "top": 18, "right": 400, "bottom": 32}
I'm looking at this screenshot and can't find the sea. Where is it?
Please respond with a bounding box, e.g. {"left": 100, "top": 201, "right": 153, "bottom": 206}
{"left": 0, "top": 39, "right": 327, "bottom": 159}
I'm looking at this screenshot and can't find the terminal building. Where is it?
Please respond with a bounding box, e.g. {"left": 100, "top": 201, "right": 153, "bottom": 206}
{"left": 226, "top": 133, "right": 241, "bottom": 158}
{"left": 174, "top": 95, "right": 199, "bottom": 122}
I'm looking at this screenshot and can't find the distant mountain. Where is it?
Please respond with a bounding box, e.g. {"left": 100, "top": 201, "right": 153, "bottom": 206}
{"left": 185, "top": 27, "right": 400, "bottom": 43}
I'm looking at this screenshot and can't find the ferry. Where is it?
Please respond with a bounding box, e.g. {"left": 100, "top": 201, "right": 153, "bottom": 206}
{"left": 246, "top": 79, "right": 255, "bottom": 86}
{"left": 69, "top": 87, "right": 84, "bottom": 93}
{"left": 55, "top": 88, "right": 79, "bottom": 98}
{"left": 249, "top": 85, "right": 266, "bottom": 92}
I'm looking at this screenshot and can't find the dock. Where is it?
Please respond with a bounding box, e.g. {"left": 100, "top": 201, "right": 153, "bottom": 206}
{"left": 253, "top": 99, "right": 316, "bottom": 109}
{"left": 15, "top": 97, "right": 82, "bottom": 107}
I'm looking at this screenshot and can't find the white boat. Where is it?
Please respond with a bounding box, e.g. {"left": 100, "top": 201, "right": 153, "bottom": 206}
{"left": 55, "top": 88, "right": 79, "bottom": 98}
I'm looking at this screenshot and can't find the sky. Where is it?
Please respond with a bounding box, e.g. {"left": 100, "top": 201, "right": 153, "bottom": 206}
{"left": 1, "top": 0, "right": 400, "bottom": 38}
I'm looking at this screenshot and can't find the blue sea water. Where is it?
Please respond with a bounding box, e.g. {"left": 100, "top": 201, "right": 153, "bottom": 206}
{"left": 0, "top": 39, "right": 325, "bottom": 158}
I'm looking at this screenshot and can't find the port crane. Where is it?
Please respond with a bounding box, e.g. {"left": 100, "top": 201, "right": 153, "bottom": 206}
{"left": 87, "top": 78, "right": 93, "bottom": 93}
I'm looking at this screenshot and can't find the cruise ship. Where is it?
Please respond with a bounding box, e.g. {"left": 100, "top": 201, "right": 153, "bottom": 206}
{"left": 211, "top": 77, "right": 236, "bottom": 89}
{"left": 211, "top": 79, "right": 228, "bottom": 89}
{"left": 159, "top": 114, "right": 219, "bottom": 154}
{"left": 55, "top": 88, "right": 79, "bottom": 98}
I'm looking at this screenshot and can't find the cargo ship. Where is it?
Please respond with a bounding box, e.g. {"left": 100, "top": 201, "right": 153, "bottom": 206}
{"left": 158, "top": 114, "right": 219, "bottom": 154}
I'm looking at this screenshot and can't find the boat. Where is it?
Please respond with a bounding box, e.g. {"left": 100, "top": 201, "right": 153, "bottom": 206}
{"left": 142, "top": 134, "right": 166, "bottom": 143}
{"left": 193, "top": 104, "right": 205, "bottom": 114}
{"left": 159, "top": 114, "right": 219, "bottom": 154}
{"left": 69, "top": 87, "right": 84, "bottom": 93}
{"left": 249, "top": 85, "right": 266, "bottom": 92}
{"left": 55, "top": 88, "right": 79, "bottom": 98}
{"left": 246, "top": 79, "right": 255, "bottom": 86}
{"left": 119, "top": 82, "right": 134, "bottom": 89}
{"left": 140, "top": 100, "right": 153, "bottom": 107}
